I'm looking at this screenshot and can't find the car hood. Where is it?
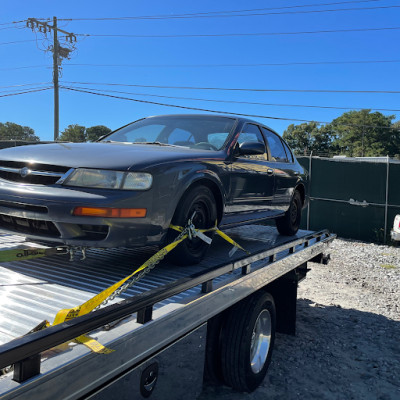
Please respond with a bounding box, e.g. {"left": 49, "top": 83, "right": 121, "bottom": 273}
{"left": 0, "top": 142, "right": 225, "bottom": 170}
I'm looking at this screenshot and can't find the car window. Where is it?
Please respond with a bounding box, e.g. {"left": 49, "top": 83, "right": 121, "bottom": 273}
{"left": 109, "top": 124, "right": 165, "bottom": 143}
{"left": 104, "top": 116, "right": 235, "bottom": 150}
{"left": 208, "top": 132, "right": 230, "bottom": 149}
{"left": 167, "top": 128, "right": 194, "bottom": 145}
{"left": 282, "top": 140, "right": 294, "bottom": 163}
{"left": 237, "top": 124, "right": 267, "bottom": 160}
{"left": 261, "top": 128, "right": 288, "bottom": 163}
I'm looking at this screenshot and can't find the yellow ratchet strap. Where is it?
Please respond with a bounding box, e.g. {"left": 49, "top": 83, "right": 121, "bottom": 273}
{"left": 50, "top": 233, "right": 187, "bottom": 354}
{"left": 0, "top": 246, "right": 67, "bottom": 263}
{"left": 169, "top": 222, "right": 250, "bottom": 257}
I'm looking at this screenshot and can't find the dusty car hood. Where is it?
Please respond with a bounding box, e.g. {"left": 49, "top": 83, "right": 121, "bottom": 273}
{"left": 0, "top": 142, "right": 225, "bottom": 170}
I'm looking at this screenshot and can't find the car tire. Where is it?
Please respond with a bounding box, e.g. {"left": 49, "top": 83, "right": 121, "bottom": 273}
{"left": 166, "top": 185, "right": 217, "bottom": 266}
{"left": 220, "top": 291, "right": 276, "bottom": 392}
{"left": 275, "top": 190, "right": 302, "bottom": 236}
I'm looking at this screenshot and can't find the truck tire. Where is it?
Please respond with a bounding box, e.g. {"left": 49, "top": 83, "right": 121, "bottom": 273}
{"left": 275, "top": 190, "right": 302, "bottom": 236}
{"left": 167, "top": 185, "right": 217, "bottom": 266}
{"left": 220, "top": 291, "right": 276, "bottom": 392}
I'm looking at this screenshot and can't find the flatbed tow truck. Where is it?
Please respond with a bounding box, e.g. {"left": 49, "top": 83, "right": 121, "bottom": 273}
{"left": 0, "top": 225, "right": 335, "bottom": 400}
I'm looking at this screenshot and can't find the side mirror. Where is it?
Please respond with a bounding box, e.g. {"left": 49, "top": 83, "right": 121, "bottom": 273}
{"left": 238, "top": 141, "right": 265, "bottom": 156}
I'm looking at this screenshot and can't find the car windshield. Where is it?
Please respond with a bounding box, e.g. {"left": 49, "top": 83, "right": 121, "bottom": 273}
{"left": 102, "top": 116, "right": 236, "bottom": 151}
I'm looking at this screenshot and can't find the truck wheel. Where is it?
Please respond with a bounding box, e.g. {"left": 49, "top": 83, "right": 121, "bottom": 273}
{"left": 167, "top": 185, "right": 217, "bottom": 266}
{"left": 275, "top": 191, "right": 302, "bottom": 236}
{"left": 220, "top": 291, "right": 276, "bottom": 392}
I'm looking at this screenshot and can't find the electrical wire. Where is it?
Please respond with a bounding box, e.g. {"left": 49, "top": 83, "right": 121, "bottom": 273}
{"left": 62, "top": 85, "right": 400, "bottom": 112}
{"left": 0, "top": 39, "right": 36, "bottom": 46}
{"left": 59, "top": 5, "right": 400, "bottom": 21}
{"left": 61, "top": 81, "right": 400, "bottom": 94}
{"left": 77, "top": 26, "right": 400, "bottom": 38}
{"left": 58, "top": 0, "right": 384, "bottom": 21}
{"left": 62, "top": 59, "right": 400, "bottom": 68}
{"left": 0, "top": 65, "right": 49, "bottom": 71}
{"left": 0, "top": 82, "right": 52, "bottom": 89}
{"left": 61, "top": 86, "right": 400, "bottom": 130}
{"left": 0, "top": 87, "right": 52, "bottom": 98}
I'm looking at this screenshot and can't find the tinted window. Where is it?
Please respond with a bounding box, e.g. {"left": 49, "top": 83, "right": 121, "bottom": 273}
{"left": 237, "top": 124, "right": 266, "bottom": 160}
{"left": 261, "top": 128, "right": 288, "bottom": 162}
{"left": 282, "top": 140, "right": 294, "bottom": 163}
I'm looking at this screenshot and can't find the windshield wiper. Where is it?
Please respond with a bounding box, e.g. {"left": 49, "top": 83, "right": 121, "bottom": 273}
{"left": 135, "top": 141, "right": 180, "bottom": 147}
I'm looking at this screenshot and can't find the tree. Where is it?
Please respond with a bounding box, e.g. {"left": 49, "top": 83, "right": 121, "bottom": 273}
{"left": 329, "top": 110, "right": 397, "bottom": 157}
{"left": 86, "top": 125, "right": 112, "bottom": 142}
{"left": 0, "top": 122, "right": 39, "bottom": 141}
{"left": 283, "top": 110, "right": 400, "bottom": 157}
{"left": 283, "top": 121, "right": 336, "bottom": 155}
{"left": 59, "top": 124, "right": 86, "bottom": 142}
{"left": 283, "top": 122, "right": 317, "bottom": 154}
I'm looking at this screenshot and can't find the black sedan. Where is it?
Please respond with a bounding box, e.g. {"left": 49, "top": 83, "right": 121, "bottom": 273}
{"left": 0, "top": 114, "right": 308, "bottom": 264}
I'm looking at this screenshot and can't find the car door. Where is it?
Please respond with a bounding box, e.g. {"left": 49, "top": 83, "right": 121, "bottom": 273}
{"left": 261, "top": 127, "right": 298, "bottom": 212}
{"left": 225, "top": 123, "right": 276, "bottom": 216}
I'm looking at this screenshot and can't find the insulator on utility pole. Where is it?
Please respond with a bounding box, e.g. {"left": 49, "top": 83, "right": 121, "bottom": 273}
{"left": 26, "top": 16, "right": 77, "bottom": 141}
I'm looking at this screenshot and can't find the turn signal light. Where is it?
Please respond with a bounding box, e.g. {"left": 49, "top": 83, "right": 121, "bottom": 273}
{"left": 73, "top": 207, "right": 147, "bottom": 218}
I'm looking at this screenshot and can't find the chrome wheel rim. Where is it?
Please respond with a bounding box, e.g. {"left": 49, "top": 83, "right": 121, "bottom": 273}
{"left": 250, "top": 309, "right": 271, "bottom": 374}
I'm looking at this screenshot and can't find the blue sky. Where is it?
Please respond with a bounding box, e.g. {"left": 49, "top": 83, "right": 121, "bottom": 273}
{"left": 0, "top": 0, "right": 399, "bottom": 141}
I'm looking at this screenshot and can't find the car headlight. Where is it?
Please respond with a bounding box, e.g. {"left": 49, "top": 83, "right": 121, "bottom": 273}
{"left": 63, "top": 169, "right": 153, "bottom": 190}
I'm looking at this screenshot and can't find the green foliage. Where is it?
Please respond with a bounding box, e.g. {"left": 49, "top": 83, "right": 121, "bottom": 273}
{"left": 59, "top": 124, "right": 86, "bottom": 142}
{"left": 283, "top": 110, "right": 400, "bottom": 157}
{"left": 86, "top": 125, "right": 112, "bottom": 142}
{"left": 283, "top": 121, "right": 336, "bottom": 156}
{"left": 0, "top": 122, "right": 39, "bottom": 141}
{"left": 59, "top": 124, "right": 112, "bottom": 142}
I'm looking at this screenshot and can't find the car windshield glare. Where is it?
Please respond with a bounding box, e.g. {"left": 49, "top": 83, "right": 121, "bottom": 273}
{"left": 102, "top": 116, "right": 236, "bottom": 150}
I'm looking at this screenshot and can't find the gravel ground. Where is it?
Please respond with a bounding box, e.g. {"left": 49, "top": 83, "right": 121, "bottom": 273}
{"left": 200, "top": 238, "right": 400, "bottom": 400}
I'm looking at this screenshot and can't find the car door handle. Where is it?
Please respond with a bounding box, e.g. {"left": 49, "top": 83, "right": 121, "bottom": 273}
{"left": 267, "top": 168, "right": 274, "bottom": 175}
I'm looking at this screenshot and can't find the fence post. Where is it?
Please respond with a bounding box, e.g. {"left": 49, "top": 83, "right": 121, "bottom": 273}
{"left": 307, "top": 151, "right": 313, "bottom": 230}
{"left": 384, "top": 155, "right": 389, "bottom": 243}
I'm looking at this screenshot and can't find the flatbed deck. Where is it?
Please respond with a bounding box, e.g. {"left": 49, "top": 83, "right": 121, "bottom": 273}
{"left": 0, "top": 224, "right": 335, "bottom": 400}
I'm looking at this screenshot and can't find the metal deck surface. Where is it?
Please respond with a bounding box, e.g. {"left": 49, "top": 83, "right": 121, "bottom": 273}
{"left": 0, "top": 225, "right": 312, "bottom": 346}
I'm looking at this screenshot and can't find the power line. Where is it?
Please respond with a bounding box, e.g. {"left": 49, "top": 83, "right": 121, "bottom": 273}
{"left": 0, "top": 19, "right": 29, "bottom": 26}
{"left": 60, "top": 5, "right": 400, "bottom": 20}
{"left": 62, "top": 85, "right": 400, "bottom": 112}
{"left": 0, "top": 87, "right": 52, "bottom": 98}
{"left": 0, "top": 82, "right": 52, "bottom": 89}
{"left": 58, "top": 0, "right": 383, "bottom": 21}
{"left": 3, "top": 59, "right": 400, "bottom": 72}
{"left": 77, "top": 26, "right": 400, "bottom": 39}
{"left": 0, "top": 85, "right": 52, "bottom": 94}
{"left": 62, "top": 81, "right": 400, "bottom": 94}
{"left": 0, "top": 65, "right": 49, "bottom": 71}
{"left": 62, "top": 86, "right": 400, "bottom": 130}
{"left": 61, "top": 59, "right": 400, "bottom": 68}
{"left": 0, "top": 39, "right": 37, "bottom": 46}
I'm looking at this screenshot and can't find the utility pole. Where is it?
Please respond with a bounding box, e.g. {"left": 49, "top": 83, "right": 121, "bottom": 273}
{"left": 53, "top": 17, "right": 59, "bottom": 142}
{"left": 27, "top": 17, "right": 76, "bottom": 140}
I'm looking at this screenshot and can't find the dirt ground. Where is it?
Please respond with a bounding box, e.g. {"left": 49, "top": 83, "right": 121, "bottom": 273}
{"left": 200, "top": 239, "right": 400, "bottom": 400}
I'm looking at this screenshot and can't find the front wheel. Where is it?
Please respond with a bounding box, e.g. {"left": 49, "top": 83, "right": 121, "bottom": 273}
{"left": 275, "top": 190, "right": 302, "bottom": 236}
{"left": 166, "top": 185, "right": 217, "bottom": 266}
{"left": 220, "top": 291, "right": 276, "bottom": 392}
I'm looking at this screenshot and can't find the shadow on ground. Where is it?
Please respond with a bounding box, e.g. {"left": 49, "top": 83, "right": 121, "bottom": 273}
{"left": 199, "top": 298, "right": 400, "bottom": 400}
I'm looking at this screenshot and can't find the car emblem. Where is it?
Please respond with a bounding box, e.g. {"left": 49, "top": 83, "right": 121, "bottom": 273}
{"left": 20, "top": 167, "right": 30, "bottom": 178}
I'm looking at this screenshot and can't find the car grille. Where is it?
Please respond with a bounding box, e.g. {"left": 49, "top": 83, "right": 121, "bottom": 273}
{"left": 0, "top": 214, "right": 61, "bottom": 237}
{"left": 0, "top": 160, "right": 71, "bottom": 185}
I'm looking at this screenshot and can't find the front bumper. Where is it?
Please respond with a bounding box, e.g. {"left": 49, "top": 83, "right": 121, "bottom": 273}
{"left": 0, "top": 181, "right": 171, "bottom": 247}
